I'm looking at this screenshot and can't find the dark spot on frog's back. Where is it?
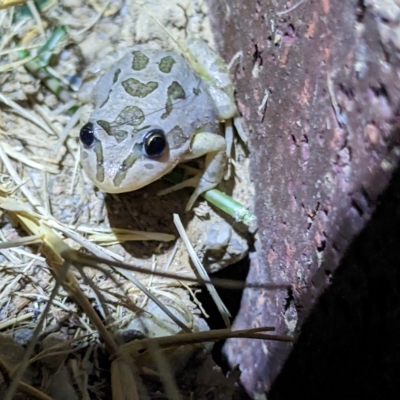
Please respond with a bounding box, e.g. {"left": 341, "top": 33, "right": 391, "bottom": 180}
{"left": 97, "top": 107, "right": 144, "bottom": 138}
{"left": 158, "top": 56, "right": 176, "bottom": 73}
{"left": 114, "top": 130, "right": 128, "bottom": 143}
{"left": 93, "top": 140, "right": 105, "bottom": 183}
{"left": 97, "top": 120, "right": 112, "bottom": 135}
{"left": 160, "top": 82, "right": 186, "bottom": 120}
{"left": 113, "top": 68, "right": 121, "bottom": 83}
{"left": 115, "top": 106, "right": 145, "bottom": 127}
{"left": 193, "top": 87, "right": 201, "bottom": 96}
{"left": 144, "top": 163, "right": 154, "bottom": 170}
{"left": 122, "top": 78, "right": 158, "bottom": 98}
{"left": 168, "top": 125, "right": 188, "bottom": 149}
{"left": 131, "top": 51, "right": 149, "bottom": 71}
{"left": 113, "top": 145, "right": 141, "bottom": 186}
{"left": 168, "top": 81, "right": 186, "bottom": 100}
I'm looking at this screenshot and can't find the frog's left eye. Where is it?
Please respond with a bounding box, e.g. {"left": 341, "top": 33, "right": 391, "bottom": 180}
{"left": 80, "top": 123, "right": 95, "bottom": 148}
{"left": 143, "top": 129, "right": 167, "bottom": 158}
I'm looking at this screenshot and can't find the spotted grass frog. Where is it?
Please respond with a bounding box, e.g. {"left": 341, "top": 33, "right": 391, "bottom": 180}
{"left": 79, "top": 39, "right": 239, "bottom": 211}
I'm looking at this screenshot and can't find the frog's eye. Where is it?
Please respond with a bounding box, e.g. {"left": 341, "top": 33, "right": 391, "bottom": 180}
{"left": 80, "top": 123, "right": 95, "bottom": 148}
{"left": 143, "top": 129, "right": 167, "bottom": 158}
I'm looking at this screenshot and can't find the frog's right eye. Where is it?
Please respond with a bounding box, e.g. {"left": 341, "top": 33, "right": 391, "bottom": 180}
{"left": 80, "top": 123, "right": 95, "bottom": 148}
{"left": 142, "top": 129, "right": 167, "bottom": 158}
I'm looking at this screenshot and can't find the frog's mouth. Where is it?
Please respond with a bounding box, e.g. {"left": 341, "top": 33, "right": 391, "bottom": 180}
{"left": 92, "top": 147, "right": 179, "bottom": 194}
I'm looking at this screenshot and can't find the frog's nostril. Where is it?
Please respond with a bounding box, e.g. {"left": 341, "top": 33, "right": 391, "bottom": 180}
{"left": 80, "top": 122, "right": 95, "bottom": 147}
{"left": 143, "top": 129, "right": 167, "bottom": 158}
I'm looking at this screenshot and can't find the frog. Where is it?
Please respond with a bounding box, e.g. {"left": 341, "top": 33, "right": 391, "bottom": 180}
{"left": 79, "top": 39, "right": 240, "bottom": 211}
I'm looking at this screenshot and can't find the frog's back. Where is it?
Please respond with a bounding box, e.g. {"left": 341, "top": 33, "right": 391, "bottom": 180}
{"left": 91, "top": 46, "right": 219, "bottom": 136}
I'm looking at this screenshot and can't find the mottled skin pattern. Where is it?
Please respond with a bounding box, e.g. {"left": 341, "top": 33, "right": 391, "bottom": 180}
{"left": 80, "top": 41, "right": 237, "bottom": 210}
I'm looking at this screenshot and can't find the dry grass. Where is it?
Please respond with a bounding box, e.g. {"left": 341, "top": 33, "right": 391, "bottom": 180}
{"left": 0, "top": 1, "right": 290, "bottom": 398}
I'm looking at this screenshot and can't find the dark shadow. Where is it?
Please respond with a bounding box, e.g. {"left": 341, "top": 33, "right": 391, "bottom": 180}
{"left": 104, "top": 179, "right": 192, "bottom": 258}
{"left": 269, "top": 161, "right": 400, "bottom": 399}
{"left": 196, "top": 255, "right": 252, "bottom": 400}
{"left": 196, "top": 255, "right": 251, "bottom": 364}
{"left": 104, "top": 164, "right": 238, "bottom": 259}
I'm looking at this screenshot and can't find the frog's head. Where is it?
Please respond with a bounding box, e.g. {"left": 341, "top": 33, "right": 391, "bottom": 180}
{"left": 79, "top": 120, "right": 190, "bottom": 193}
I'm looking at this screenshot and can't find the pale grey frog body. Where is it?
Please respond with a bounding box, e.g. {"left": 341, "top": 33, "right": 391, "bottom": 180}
{"left": 79, "top": 40, "right": 238, "bottom": 210}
